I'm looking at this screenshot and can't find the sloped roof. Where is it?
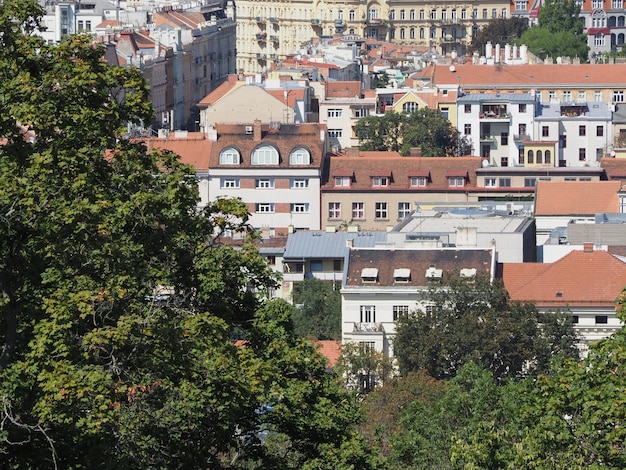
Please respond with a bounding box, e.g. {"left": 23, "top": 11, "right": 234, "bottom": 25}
{"left": 208, "top": 123, "right": 325, "bottom": 170}
{"left": 414, "top": 63, "right": 626, "bottom": 88}
{"left": 502, "top": 248, "right": 626, "bottom": 307}
{"left": 142, "top": 135, "right": 213, "bottom": 172}
{"left": 601, "top": 157, "right": 626, "bottom": 180}
{"left": 534, "top": 180, "right": 622, "bottom": 216}
{"left": 314, "top": 340, "right": 342, "bottom": 367}
{"left": 284, "top": 231, "right": 388, "bottom": 259}
{"left": 322, "top": 154, "right": 483, "bottom": 191}
{"left": 325, "top": 81, "right": 362, "bottom": 98}
{"left": 344, "top": 248, "right": 493, "bottom": 287}
{"left": 197, "top": 75, "right": 244, "bottom": 107}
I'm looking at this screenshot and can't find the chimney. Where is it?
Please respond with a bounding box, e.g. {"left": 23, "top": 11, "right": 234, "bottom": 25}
{"left": 253, "top": 119, "right": 262, "bottom": 141}
{"left": 583, "top": 242, "right": 594, "bottom": 253}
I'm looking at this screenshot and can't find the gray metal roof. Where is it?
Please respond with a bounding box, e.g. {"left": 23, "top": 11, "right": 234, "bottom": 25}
{"left": 283, "top": 231, "right": 389, "bottom": 259}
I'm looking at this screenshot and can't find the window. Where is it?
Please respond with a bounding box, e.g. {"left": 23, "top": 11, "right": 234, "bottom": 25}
{"left": 402, "top": 102, "right": 419, "bottom": 113}
{"left": 291, "top": 203, "right": 309, "bottom": 213}
{"left": 542, "top": 126, "right": 549, "bottom": 137}
{"left": 252, "top": 145, "right": 279, "bottom": 165}
{"left": 369, "top": 8, "right": 378, "bottom": 20}
{"left": 524, "top": 178, "right": 536, "bottom": 187}
{"left": 393, "top": 305, "right": 409, "bottom": 321}
{"left": 328, "top": 202, "right": 341, "bottom": 219}
{"left": 499, "top": 178, "right": 511, "bottom": 187}
{"left": 572, "top": 315, "right": 579, "bottom": 324}
{"left": 327, "top": 108, "right": 342, "bottom": 118}
{"left": 77, "top": 20, "right": 84, "bottom": 30}
{"left": 335, "top": 176, "right": 351, "bottom": 187}
{"left": 536, "top": 150, "right": 543, "bottom": 164}
{"left": 560, "top": 134, "right": 567, "bottom": 148}
{"left": 255, "top": 178, "right": 275, "bottom": 189}
{"left": 375, "top": 202, "right": 388, "bottom": 219}
{"left": 400, "top": 9, "right": 405, "bottom": 19}
{"left": 431, "top": 9, "right": 437, "bottom": 19}
{"left": 400, "top": 28, "right": 406, "bottom": 39}
{"left": 485, "top": 177, "right": 497, "bottom": 187}
{"left": 333, "top": 259, "right": 341, "bottom": 271}
{"left": 579, "top": 148, "right": 586, "bottom": 161}
{"left": 449, "top": 177, "right": 465, "bottom": 187}
{"left": 290, "top": 178, "right": 309, "bottom": 188}
{"left": 613, "top": 91, "right": 625, "bottom": 102}
{"left": 220, "top": 178, "right": 240, "bottom": 188}
{"left": 563, "top": 91, "right": 572, "bottom": 101}
{"left": 501, "top": 133, "right": 509, "bottom": 146}
{"left": 482, "top": 8, "right": 488, "bottom": 19}
{"left": 290, "top": 148, "right": 310, "bottom": 164}
{"left": 310, "top": 260, "right": 322, "bottom": 271}
{"left": 492, "top": 8, "right": 497, "bottom": 18}
{"left": 398, "top": 202, "right": 411, "bottom": 219}
{"left": 519, "top": 123, "right": 527, "bottom": 136}
{"left": 85, "top": 20, "right": 91, "bottom": 30}
{"left": 595, "top": 33, "right": 606, "bottom": 47}
{"left": 452, "top": 9, "right": 457, "bottom": 19}
{"left": 464, "top": 123, "right": 472, "bottom": 135}
{"left": 519, "top": 148, "right": 525, "bottom": 164}
{"left": 354, "top": 108, "right": 370, "bottom": 118}
{"left": 328, "top": 129, "right": 343, "bottom": 138}
{"left": 360, "top": 305, "right": 376, "bottom": 323}
{"left": 464, "top": 104, "right": 472, "bottom": 113}
{"left": 389, "top": 9, "right": 395, "bottom": 20}
{"left": 420, "top": 9, "right": 425, "bottom": 19}
{"left": 266, "top": 255, "right": 276, "bottom": 266}
{"left": 597, "top": 148, "right": 604, "bottom": 159}
{"left": 410, "top": 9, "right": 415, "bottom": 19}
{"left": 352, "top": 202, "right": 365, "bottom": 219}
{"left": 461, "top": 8, "right": 467, "bottom": 19}
{"left": 613, "top": 0, "right": 623, "bottom": 7}
{"left": 518, "top": 103, "right": 526, "bottom": 113}
{"left": 528, "top": 150, "right": 534, "bottom": 164}
{"left": 349, "top": 10, "right": 355, "bottom": 20}
{"left": 595, "top": 315, "right": 608, "bottom": 324}
{"left": 548, "top": 90, "right": 556, "bottom": 100}
{"left": 419, "top": 27, "right": 425, "bottom": 38}
{"left": 410, "top": 28, "right": 415, "bottom": 39}
{"left": 441, "top": 10, "right": 447, "bottom": 19}
{"left": 440, "top": 107, "right": 449, "bottom": 119}
{"left": 579, "top": 125, "right": 586, "bottom": 136}
{"left": 597, "top": 125, "right": 604, "bottom": 136}
{"left": 502, "top": 8, "right": 507, "bottom": 18}
{"left": 595, "top": 90, "right": 602, "bottom": 102}
{"left": 516, "top": 0, "right": 528, "bottom": 9}
{"left": 372, "top": 176, "right": 389, "bottom": 187}
{"left": 411, "top": 176, "right": 427, "bottom": 187}
{"left": 501, "top": 157, "right": 509, "bottom": 167}
{"left": 255, "top": 203, "right": 275, "bottom": 213}
{"left": 219, "top": 147, "right": 240, "bottom": 164}
{"left": 545, "top": 150, "right": 551, "bottom": 164}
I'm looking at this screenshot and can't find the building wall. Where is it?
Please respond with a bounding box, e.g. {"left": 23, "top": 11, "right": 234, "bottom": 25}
{"left": 319, "top": 98, "right": 376, "bottom": 150}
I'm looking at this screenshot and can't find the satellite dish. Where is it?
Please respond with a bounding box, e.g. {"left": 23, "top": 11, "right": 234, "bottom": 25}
{"left": 449, "top": 65, "right": 456, "bottom": 72}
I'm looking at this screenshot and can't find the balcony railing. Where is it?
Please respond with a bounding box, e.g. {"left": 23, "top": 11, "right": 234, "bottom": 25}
{"left": 255, "top": 16, "right": 264, "bottom": 23}
{"left": 256, "top": 53, "right": 267, "bottom": 60}
{"left": 270, "top": 35, "right": 279, "bottom": 42}
{"left": 479, "top": 112, "right": 511, "bottom": 120}
{"left": 353, "top": 322, "right": 384, "bottom": 333}
{"left": 311, "top": 19, "right": 321, "bottom": 25}
{"left": 255, "top": 32, "right": 266, "bottom": 40}
{"left": 366, "top": 18, "right": 386, "bottom": 25}
{"left": 514, "top": 134, "right": 530, "bottom": 141}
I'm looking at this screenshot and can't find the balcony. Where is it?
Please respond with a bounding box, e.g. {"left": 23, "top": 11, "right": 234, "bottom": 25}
{"left": 269, "top": 54, "right": 278, "bottom": 60}
{"left": 441, "top": 35, "right": 462, "bottom": 43}
{"left": 311, "top": 18, "right": 321, "bottom": 25}
{"left": 255, "top": 16, "right": 264, "bottom": 23}
{"left": 480, "top": 135, "right": 496, "bottom": 142}
{"left": 366, "top": 18, "right": 386, "bottom": 25}
{"left": 353, "top": 322, "right": 384, "bottom": 333}
{"left": 270, "top": 35, "right": 279, "bottom": 42}
{"left": 256, "top": 53, "right": 267, "bottom": 60}
{"left": 479, "top": 111, "right": 510, "bottom": 120}
{"left": 269, "top": 17, "right": 278, "bottom": 23}
{"left": 255, "top": 32, "right": 267, "bottom": 40}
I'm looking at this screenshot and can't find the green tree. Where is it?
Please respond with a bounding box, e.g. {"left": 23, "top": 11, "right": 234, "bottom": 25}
{"left": 355, "top": 111, "right": 405, "bottom": 152}
{"left": 518, "top": 0, "right": 588, "bottom": 60}
{"left": 0, "top": 2, "right": 379, "bottom": 467}
{"left": 292, "top": 278, "right": 341, "bottom": 340}
{"left": 394, "top": 273, "right": 580, "bottom": 380}
{"left": 336, "top": 342, "right": 395, "bottom": 396}
{"left": 469, "top": 17, "right": 529, "bottom": 55}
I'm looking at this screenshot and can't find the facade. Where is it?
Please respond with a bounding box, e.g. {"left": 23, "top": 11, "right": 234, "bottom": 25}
{"left": 207, "top": 120, "right": 327, "bottom": 234}
{"left": 502, "top": 245, "right": 626, "bottom": 353}
{"left": 341, "top": 246, "right": 495, "bottom": 358}
{"left": 39, "top": 0, "right": 110, "bottom": 43}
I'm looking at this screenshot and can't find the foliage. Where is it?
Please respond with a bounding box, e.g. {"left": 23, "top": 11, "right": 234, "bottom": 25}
{"left": 292, "top": 278, "right": 341, "bottom": 340}
{"left": 372, "top": 72, "right": 391, "bottom": 89}
{"left": 394, "top": 273, "right": 580, "bottom": 380}
{"left": 0, "top": 2, "right": 379, "bottom": 467}
{"left": 335, "top": 342, "right": 395, "bottom": 396}
{"left": 455, "top": 289, "right": 626, "bottom": 468}
{"left": 518, "top": 0, "right": 588, "bottom": 61}
{"left": 355, "top": 109, "right": 472, "bottom": 156}
{"left": 469, "top": 17, "right": 529, "bottom": 55}
{"left": 359, "top": 371, "right": 448, "bottom": 458}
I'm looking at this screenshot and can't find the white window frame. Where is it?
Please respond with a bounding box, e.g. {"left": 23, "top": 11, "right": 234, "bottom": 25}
{"left": 360, "top": 305, "right": 376, "bottom": 323}
{"left": 398, "top": 202, "right": 411, "bottom": 219}
{"left": 219, "top": 147, "right": 240, "bottom": 165}
{"left": 328, "top": 129, "right": 343, "bottom": 138}
{"left": 335, "top": 176, "right": 351, "bottom": 187}
{"left": 393, "top": 305, "right": 409, "bottom": 321}
{"left": 290, "top": 203, "right": 310, "bottom": 213}
{"left": 352, "top": 202, "right": 365, "bottom": 219}
{"left": 372, "top": 176, "right": 389, "bottom": 187}
{"left": 220, "top": 178, "right": 240, "bottom": 189}
{"left": 289, "top": 148, "right": 310, "bottom": 164}
{"left": 375, "top": 202, "right": 388, "bottom": 219}
{"left": 485, "top": 177, "right": 497, "bottom": 187}
{"left": 255, "top": 178, "right": 275, "bottom": 189}
{"left": 290, "top": 178, "right": 309, "bottom": 189}
{"left": 411, "top": 176, "right": 427, "bottom": 187}
{"left": 256, "top": 203, "right": 275, "bottom": 213}
{"left": 252, "top": 145, "right": 279, "bottom": 165}
{"left": 327, "top": 108, "right": 343, "bottom": 118}
{"left": 449, "top": 176, "right": 465, "bottom": 187}
{"left": 328, "top": 202, "right": 341, "bottom": 219}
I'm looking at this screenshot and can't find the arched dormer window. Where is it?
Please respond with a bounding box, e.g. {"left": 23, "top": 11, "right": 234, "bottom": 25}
{"left": 289, "top": 147, "right": 311, "bottom": 164}
{"left": 252, "top": 145, "right": 279, "bottom": 165}
{"left": 219, "top": 147, "right": 241, "bottom": 164}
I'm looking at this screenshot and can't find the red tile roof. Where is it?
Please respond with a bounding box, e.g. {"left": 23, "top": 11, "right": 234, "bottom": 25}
{"left": 503, "top": 249, "right": 626, "bottom": 307}
{"left": 142, "top": 135, "right": 213, "bottom": 172}
{"left": 534, "top": 180, "right": 622, "bottom": 216}
{"left": 414, "top": 63, "right": 626, "bottom": 88}
{"left": 325, "top": 81, "right": 362, "bottom": 98}
{"left": 197, "top": 75, "right": 242, "bottom": 107}
{"left": 601, "top": 157, "right": 626, "bottom": 180}
{"left": 314, "top": 340, "right": 342, "bottom": 367}
{"left": 322, "top": 154, "right": 483, "bottom": 191}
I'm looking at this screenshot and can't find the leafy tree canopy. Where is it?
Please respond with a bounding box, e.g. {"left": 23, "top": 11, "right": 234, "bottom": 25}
{"left": 0, "top": 2, "right": 379, "bottom": 468}
{"left": 518, "top": 0, "right": 589, "bottom": 61}
{"left": 292, "top": 278, "right": 341, "bottom": 340}
{"left": 469, "top": 17, "right": 529, "bottom": 55}
{"left": 355, "top": 109, "right": 472, "bottom": 156}
{"left": 394, "top": 273, "right": 580, "bottom": 380}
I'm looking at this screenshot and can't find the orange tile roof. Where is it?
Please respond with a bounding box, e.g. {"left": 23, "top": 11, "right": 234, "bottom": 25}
{"left": 142, "top": 135, "right": 213, "bottom": 172}
{"left": 503, "top": 249, "right": 626, "bottom": 307}
{"left": 601, "top": 157, "right": 626, "bottom": 180}
{"left": 325, "top": 81, "right": 361, "bottom": 98}
{"left": 415, "top": 63, "right": 626, "bottom": 88}
{"left": 314, "top": 340, "right": 342, "bottom": 367}
{"left": 322, "top": 154, "right": 483, "bottom": 191}
{"left": 197, "top": 75, "right": 242, "bottom": 107}
{"left": 534, "top": 180, "right": 622, "bottom": 216}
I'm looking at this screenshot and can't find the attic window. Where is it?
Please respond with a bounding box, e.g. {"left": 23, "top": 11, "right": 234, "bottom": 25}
{"left": 425, "top": 267, "right": 443, "bottom": 278}
{"left": 219, "top": 147, "right": 241, "bottom": 165}
{"left": 460, "top": 268, "right": 477, "bottom": 278}
{"left": 393, "top": 268, "right": 411, "bottom": 283}
{"left": 290, "top": 147, "right": 311, "bottom": 164}
{"left": 361, "top": 268, "right": 379, "bottom": 282}
{"left": 556, "top": 292, "right": 563, "bottom": 298}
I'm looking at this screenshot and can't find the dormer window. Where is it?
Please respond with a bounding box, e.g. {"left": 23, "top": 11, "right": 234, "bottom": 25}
{"left": 393, "top": 268, "right": 411, "bottom": 283}
{"left": 460, "top": 268, "right": 477, "bottom": 278}
{"left": 333, "top": 171, "right": 353, "bottom": 187}
{"left": 361, "top": 268, "right": 379, "bottom": 283}
{"left": 373, "top": 176, "right": 389, "bottom": 187}
{"left": 289, "top": 147, "right": 311, "bottom": 164}
{"left": 252, "top": 145, "right": 279, "bottom": 165}
{"left": 409, "top": 170, "right": 429, "bottom": 187}
{"left": 219, "top": 147, "right": 241, "bottom": 165}
{"left": 446, "top": 170, "right": 468, "bottom": 187}
{"left": 425, "top": 266, "right": 443, "bottom": 278}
